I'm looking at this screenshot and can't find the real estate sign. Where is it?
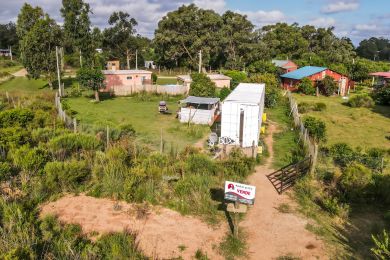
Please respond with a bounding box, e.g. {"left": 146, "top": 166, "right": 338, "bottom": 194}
{"left": 224, "top": 181, "right": 256, "bottom": 205}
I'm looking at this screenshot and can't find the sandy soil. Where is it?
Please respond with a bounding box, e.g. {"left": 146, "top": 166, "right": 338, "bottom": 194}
{"left": 11, "top": 68, "right": 27, "bottom": 77}
{"left": 241, "top": 123, "right": 327, "bottom": 259}
{"left": 40, "top": 195, "right": 226, "bottom": 259}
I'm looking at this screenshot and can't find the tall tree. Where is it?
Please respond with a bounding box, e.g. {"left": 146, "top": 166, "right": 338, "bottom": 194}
{"left": 61, "top": 0, "right": 93, "bottom": 66}
{"left": 103, "top": 11, "right": 138, "bottom": 69}
{"left": 77, "top": 67, "right": 105, "bottom": 101}
{"left": 16, "top": 3, "right": 44, "bottom": 39}
{"left": 154, "top": 4, "right": 223, "bottom": 69}
{"left": 0, "top": 22, "right": 18, "bottom": 51}
{"left": 357, "top": 37, "right": 390, "bottom": 61}
{"left": 20, "top": 15, "right": 62, "bottom": 89}
{"left": 220, "top": 11, "right": 254, "bottom": 69}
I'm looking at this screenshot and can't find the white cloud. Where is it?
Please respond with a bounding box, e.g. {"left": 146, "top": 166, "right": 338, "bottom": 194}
{"left": 239, "top": 10, "right": 286, "bottom": 27}
{"left": 321, "top": 1, "right": 359, "bottom": 14}
{"left": 193, "top": 0, "right": 226, "bottom": 13}
{"left": 354, "top": 24, "right": 378, "bottom": 31}
{"left": 309, "top": 17, "right": 336, "bottom": 27}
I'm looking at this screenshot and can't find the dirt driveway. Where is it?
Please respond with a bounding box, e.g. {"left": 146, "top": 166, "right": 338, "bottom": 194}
{"left": 241, "top": 123, "right": 327, "bottom": 259}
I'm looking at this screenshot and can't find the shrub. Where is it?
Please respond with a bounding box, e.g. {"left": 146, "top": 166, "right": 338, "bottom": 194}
{"left": 317, "top": 75, "right": 337, "bottom": 96}
{"left": 329, "top": 143, "right": 356, "bottom": 167}
{"left": 303, "top": 116, "right": 326, "bottom": 142}
{"left": 339, "top": 162, "right": 374, "bottom": 201}
{"left": 222, "top": 70, "right": 247, "bottom": 89}
{"left": 373, "top": 86, "right": 390, "bottom": 106}
{"left": 298, "top": 102, "right": 311, "bottom": 113}
{"left": 44, "top": 160, "right": 90, "bottom": 192}
{"left": 186, "top": 153, "right": 219, "bottom": 176}
{"left": 313, "top": 102, "right": 326, "bottom": 111}
{"left": 0, "top": 108, "right": 34, "bottom": 128}
{"left": 221, "top": 148, "right": 255, "bottom": 180}
{"left": 0, "top": 127, "right": 30, "bottom": 149}
{"left": 11, "top": 145, "right": 49, "bottom": 175}
{"left": 298, "top": 78, "right": 315, "bottom": 95}
{"left": 189, "top": 73, "right": 216, "bottom": 97}
{"left": 348, "top": 94, "right": 375, "bottom": 108}
{"left": 371, "top": 230, "right": 390, "bottom": 259}
{"left": 316, "top": 195, "right": 349, "bottom": 217}
{"left": 48, "top": 133, "right": 101, "bottom": 158}
{"left": 219, "top": 87, "right": 231, "bottom": 101}
{"left": 0, "top": 162, "right": 11, "bottom": 181}
{"left": 151, "top": 73, "right": 158, "bottom": 84}
{"left": 248, "top": 73, "right": 281, "bottom": 108}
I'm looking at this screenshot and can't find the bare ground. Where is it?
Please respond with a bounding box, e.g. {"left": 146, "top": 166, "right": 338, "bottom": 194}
{"left": 40, "top": 195, "right": 226, "bottom": 259}
{"left": 11, "top": 68, "right": 27, "bottom": 77}
{"left": 241, "top": 123, "right": 327, "bottom": 259}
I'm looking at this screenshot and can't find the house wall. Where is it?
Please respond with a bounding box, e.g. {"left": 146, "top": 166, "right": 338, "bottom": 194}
{"left": 214, "top": 79, "right": 231, "bottom": 88}
{"left": 103, "top": 73, "right": 152, "bottom": 93}
{"left": 283, "top": 61, "right": 298, "bottom": 73}
{"left": 179, "top": 107, "right": 216, "bottom": 125}
{"left": 282, "top": 69, "right": 351, "bottom": 96}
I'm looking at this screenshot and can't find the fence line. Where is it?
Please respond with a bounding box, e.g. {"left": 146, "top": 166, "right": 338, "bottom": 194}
{"left": 110, "top": 84, "right": 189, "bottom": 96}
{"left": 286, "top": 91, "right": 318, "bottom": 171}
{"left": 55, "top": 92, "right": 77, "bottom": 131}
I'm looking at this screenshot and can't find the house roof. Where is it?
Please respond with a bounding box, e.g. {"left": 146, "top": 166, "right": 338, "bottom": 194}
{"left": 369, "top": 72, "right": 390, "bottom": 79}
{"left": 272, "top": 60, "right": 289, "bottom": 67}
{"left": 224, "top": 83, "right": 265, "bottom": 104}
{"left": 177, "top": 74, "right": 231, "bottom": 82}
{"left": 102, "top": 70, "right": 152, "bottom": 75}
{"left": 181, "top": 96, "right": 220, "bottom": 105}
{"left": 281, "top": 66, "right": 327, "bottom": 80}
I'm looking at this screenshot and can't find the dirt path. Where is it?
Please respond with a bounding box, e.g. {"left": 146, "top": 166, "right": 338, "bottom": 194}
{"left": 40, "top": 194, "right": 226, "bottom": 259}
{"left": 241, "top": 123, "right": 327, "bottom": 259}
{"left": 11, "top": 68, "right": 27, "bottom": 77}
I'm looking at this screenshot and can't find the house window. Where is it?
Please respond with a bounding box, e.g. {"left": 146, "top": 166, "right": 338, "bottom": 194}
{"left": 127, "top": 76, "right": 132, "bottom": 80}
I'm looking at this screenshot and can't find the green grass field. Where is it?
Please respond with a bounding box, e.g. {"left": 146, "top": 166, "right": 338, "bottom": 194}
{"left": 156, "top": 77, "right": 178, "bottom": 85}
{"left": 293, "top": 94, "right": 390, "bottom": 150}
{"left": 0, "top": 77, "right": 51, "bottom": 94}
{"left": 65, "top": 94, "right": 210, "bottom": 150}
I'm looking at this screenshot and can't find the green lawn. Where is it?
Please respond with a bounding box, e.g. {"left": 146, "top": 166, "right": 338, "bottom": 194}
{"left": 0, "top": 65, "right": 23, "bottom": 74}
{"left": 156, "top": 77, "right": 178, "bottom": 85}
{"left": 293, "top": 94, "right": 390, "bottom": 150}
{"left": 65, "top": 95, "right": 210, "bottom": 150}
{"left": 0, "top": 77, "right": 51, "bottom": 94}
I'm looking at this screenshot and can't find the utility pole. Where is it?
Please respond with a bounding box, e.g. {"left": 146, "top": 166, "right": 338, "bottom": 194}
{"left": 136, "top": 49, "right": 138, "bottom": 70}
{"left": 56, "top": 46, "right": 62, "bottom": 97}
{"left": 198, "top": 50, "right": 202, "bottom": 73}
{"left": 9, "top": 46, "right": 12, "bottom": 61}
{"left": 126, "top": 49, "right": 130, "bottom": 69}
{"left": 60, "top": 47, "right": 64, "bottom": 71}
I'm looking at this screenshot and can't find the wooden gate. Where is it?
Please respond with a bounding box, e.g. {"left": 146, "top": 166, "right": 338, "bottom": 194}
{"left": 267, "top": 157, "right": 312, "bottom": 194}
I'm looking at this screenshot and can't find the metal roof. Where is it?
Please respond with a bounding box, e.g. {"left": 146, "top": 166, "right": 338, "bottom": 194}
{"left": 224, "top": 83, "right": 265, "bottom": 104}
{"left": 272, "top": 60, "right": 289, "bottom": 67}
{"left": 102, "top": 70, "right": 152, "bottom": 75}
{"left": 369, "top": 72, "right": 390, "bottom": 78}
{"left": 281, "top": 66, "right": 327, "bottom": 80}
{"left": 181, "top": 96, "right": 220, "bottom": 105}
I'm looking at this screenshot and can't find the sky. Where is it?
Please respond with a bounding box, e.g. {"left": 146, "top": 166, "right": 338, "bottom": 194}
{"left": 0, "top": 0, "right": 389, "bottom": 46}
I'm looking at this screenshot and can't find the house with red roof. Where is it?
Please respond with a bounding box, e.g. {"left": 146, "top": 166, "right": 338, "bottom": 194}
{"left": 369, "top": 71, "right": 390, "bottom": 87}
{"left": 272, "top": 60, "right": 298, "bottom": 73}
{"left": 280, "top": 66, "right": 352, "bottom": 96}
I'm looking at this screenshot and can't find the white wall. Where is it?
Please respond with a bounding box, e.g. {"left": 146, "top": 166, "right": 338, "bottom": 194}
{"left": 180, "top": 108, "right": 216, "bottom": 125}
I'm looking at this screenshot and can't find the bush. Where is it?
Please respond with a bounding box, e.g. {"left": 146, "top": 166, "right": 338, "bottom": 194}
{"left": 151, "top": 73, "right": 158, "bottom": 84}
{"left": 0, "top": 162, "right": 11, "bottom": 181}
{"left": 221, "top": 148, "right": 255, "bottom": 180}
{"left": 303, "top": 116, "right": 326, "bottom": 142}
{"left": 248, "top": 73, "right": 281, "bottom": 108}
{"left": 329, "top": 143, "right": 356, "bottom": 167}
{"left": 373, "top": 86, "right": 390, "bottom": 106}
{"left": 11, "top": 145, "right": 49, "bottom": 175}
{"left": 189, "top": 73, "right": 216, "bottom": 97}
{"left": 298, "top": 102, "right": 311, "bottom": 113}
{"left": 348, "top": 94, "right": 375, "bottom": 108}
{"left": 48, "top": 133, "right": 102, "bottom": 158}
{"left": 221, "top": 70, "right": 247, "bottom": 89}
{"left": 316, "top": 195, "right": 349, "bottom": 217}
{"left": 339, "top": 163, "right": 374, "bottom": 201}
{"left": 44, "top": 160, "right": 90, "bottom": 192}
{"left": 317, "top": 75, "right": 337, "bottom": 96}
{"left": 0, "top": 108, "right": 34, "bottom": 128}
{"left": 298, "top": 78, "right": 315, "bottom": 95}
{"left": 219, "top": 87, "right": 231, "bottom": 101}
{"left": 371, "top": 230, "right": 390, "bottom": 259}
{"left": 313, "top": 102, "right": 327, "bottom": 111}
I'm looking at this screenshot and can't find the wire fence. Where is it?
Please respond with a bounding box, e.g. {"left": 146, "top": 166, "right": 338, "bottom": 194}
{"left": 286, "top": 91, "right": 318, "bottom": 170}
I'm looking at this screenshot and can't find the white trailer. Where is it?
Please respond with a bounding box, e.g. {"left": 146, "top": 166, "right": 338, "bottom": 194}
{"left": 220, "top": 83, "right": 265, "bottom": 148}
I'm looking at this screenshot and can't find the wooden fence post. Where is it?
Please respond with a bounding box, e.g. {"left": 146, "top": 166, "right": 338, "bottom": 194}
{"left": 73, "top": 118, "right": 77, "bottom": 133}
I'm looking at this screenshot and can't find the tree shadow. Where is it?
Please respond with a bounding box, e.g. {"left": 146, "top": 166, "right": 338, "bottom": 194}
{"left": 371, "top": 105, "right": 390, "bottom": 119}
{"left": 210, "top": 187, "right": 234, "bottom": 233}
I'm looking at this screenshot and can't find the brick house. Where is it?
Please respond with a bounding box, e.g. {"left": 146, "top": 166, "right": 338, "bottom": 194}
{"left": 280, "top": 66, "right": 352, "bottom": 96}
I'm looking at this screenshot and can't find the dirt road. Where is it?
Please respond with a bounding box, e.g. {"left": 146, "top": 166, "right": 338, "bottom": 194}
{"left": 241, "top": 123, "right": 327, "bottom": 259}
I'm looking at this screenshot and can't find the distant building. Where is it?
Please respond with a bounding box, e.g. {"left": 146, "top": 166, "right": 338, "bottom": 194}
{"left": 179, "top": 96, "right": 220, "bottom": 125}
{"left": 102, "top": 70, "right": 152, "bottom": 96}
{"left": 369, "top": 71, "right": 390, "bottom": 87}
{"left": 177, "top": 74, "right": 231, "bottom": 89}
{"left": 272, "top": 60, "right": 298, "bottom": 73}
{"left": 107, "top": 60, "right": 120, "bottom": 70}
{"left": 0, "top": 49, "right": 11, "bottom": 57}
{"left": 145, "top": 60, "right": 156, "bottom": 69}
{"left": 280, "top": 66, "right": 352, "bottom": 96}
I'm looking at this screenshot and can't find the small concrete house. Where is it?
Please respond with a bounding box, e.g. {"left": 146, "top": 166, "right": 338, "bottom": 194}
{"left": 107, "top": 60, "right": 120, "bottom": 70}
{"left": 177, "top": 74, "right": 231, "bottom": 89}
{"left": 272, "top": 60, "right": 298, "bottom": 73}
{"left": 369, "top": 72, "right": 390, "bottom": 87}
{"left": 102, "top": 70, "right": 152, "bottom": 96}
{"left": 179, "top": 96, "right": 220, "bottom": 125}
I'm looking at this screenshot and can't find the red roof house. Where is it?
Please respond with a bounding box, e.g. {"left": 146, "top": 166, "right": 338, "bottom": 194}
{"left": 272, "top": 60, "right": 298, "bottom": 73}
{"left": 281, "top": 66, "right": 352, "bottom": 96}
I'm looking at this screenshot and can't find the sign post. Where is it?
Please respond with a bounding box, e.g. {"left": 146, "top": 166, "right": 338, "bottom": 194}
{"left": 224, "top": 181, "right": 256, "bottom": 237}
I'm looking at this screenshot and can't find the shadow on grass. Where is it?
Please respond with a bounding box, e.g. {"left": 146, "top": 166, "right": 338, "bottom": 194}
{"left": 372, "top": 105, "right": 390, "bottom": 119}
{"left": 210, "top": 187, "right": 234, "bottom": 234}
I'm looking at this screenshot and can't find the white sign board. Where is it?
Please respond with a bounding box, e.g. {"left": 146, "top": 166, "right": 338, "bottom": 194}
{"left": 224, "top": 181, "right": 256, "bottom": 205}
